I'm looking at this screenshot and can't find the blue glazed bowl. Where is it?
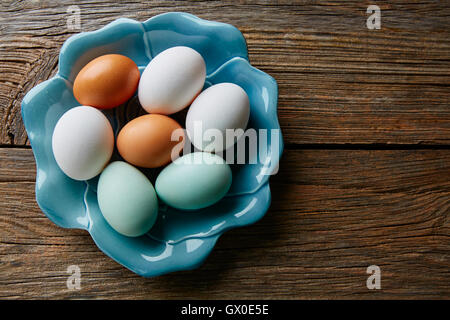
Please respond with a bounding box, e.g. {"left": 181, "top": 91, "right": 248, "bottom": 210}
{"left": 21, "top": 12, "right": 283, "bottom": 277}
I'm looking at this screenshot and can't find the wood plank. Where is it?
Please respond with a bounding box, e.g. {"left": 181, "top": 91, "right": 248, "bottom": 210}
{"left": 0, "top": 148, "right": 449, "bottom": 299}
{"left": 1, "top": 1, "right": 449, "bottom": 146}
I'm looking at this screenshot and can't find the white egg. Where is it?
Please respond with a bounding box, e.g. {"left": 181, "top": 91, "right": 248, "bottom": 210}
{"left": 186, "top": 82, "right": 250, "bottom": 152}
{"left": 52, "top": 106, "right": 114, "bottom": 181}
{"left": 138, "top": 46, "right": 206, "bottom": 115}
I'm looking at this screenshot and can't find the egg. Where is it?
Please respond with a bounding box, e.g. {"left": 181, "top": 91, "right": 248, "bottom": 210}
{"left": 155, "top": 152, "right": 232, "bottom": 210}
{"left": 73, "top": 54, "right": 140, "bottom": 109}
{"left": 138, "top": 46, "right": 206, "bottom": 115}
{"left": 186, "top": 82, "right": 250, "bottom": 152}
{"left": 117, "top": 114, "right": 185, "bottom": 168}
{"left": 52, "top": 106, "right": 114, "bottom": 180}
{"left": 97, "top": 161, "right": 158, "bottom": 237}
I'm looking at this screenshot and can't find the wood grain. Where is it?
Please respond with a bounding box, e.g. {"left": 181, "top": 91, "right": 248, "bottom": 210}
{"left": 0, "top": 148, "right": 449, "bottom": 299}
{"left": 1, "top": 0, "right": 449, "bottom": 300}
{"left": 0, "top": 1, "right": 449, "bottom": 145}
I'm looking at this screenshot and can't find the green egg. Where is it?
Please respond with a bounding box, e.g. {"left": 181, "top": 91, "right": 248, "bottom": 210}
{"left": 156, "top": 152, "right": 232, "bottom": 210}
{"left": 97, "top": 161, "right": 158, "bottom": 237}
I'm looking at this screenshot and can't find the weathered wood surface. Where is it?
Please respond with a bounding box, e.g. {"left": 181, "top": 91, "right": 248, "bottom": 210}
{"left": 0, "top": 148, "right": 449, "bottom": 299}
{"left": 0, "top": 0, "right": 449, "bottom": 145}
{"left": 0, "top": 1, "right": 449, "bottom": 299}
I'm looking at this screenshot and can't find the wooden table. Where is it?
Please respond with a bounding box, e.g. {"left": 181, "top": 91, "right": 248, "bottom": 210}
{"left": 1, "top": 1, "right": 449, "bottom": 299}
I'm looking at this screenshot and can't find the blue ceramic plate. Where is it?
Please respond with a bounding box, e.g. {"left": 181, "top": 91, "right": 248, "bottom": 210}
{"left": 21, "top": 12, "right": 283, "bottom": 277}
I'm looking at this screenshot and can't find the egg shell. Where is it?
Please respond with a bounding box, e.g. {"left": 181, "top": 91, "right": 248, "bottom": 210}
{"left": 186, "top": 82, "right": 250, "bottom": 152}
{"left": 52, "top": 106, "right": 114, "bottom": 181}
{"left": 97, "top": 161, "right": 159, "bottom": 237}
{"left": 73, "top": 54, "right": 140, "bottom": 109}
{"left": 138, "top": 46, "right": 206, "bottom": 115}
{"left": 117, "top": 114, "right": 185, "bottom": 168}
{"left": 155, "top": 152, "right": 232, "bottom": 210}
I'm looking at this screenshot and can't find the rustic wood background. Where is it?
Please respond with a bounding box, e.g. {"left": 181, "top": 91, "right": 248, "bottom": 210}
{"left": 0, "top": 0, "right": 449, "bottom": 299}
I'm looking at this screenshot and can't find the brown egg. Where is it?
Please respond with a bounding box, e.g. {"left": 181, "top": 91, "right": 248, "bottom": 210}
{"left": 73, "top": 54, "right": 140, "bottom": 109}
{"left": 117, "top": 114, "right": 185, "bottom": 168}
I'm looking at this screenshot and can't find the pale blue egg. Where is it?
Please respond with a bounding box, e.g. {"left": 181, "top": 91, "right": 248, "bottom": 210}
{"left": 97, "top": 161, "right": 158, "bottom": 237}
{"left": 156, "top": 152, "right": 232, "bottom": 210}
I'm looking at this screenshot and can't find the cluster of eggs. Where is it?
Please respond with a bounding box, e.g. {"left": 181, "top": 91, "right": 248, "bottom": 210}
{"left": 52, "top": 46, "right": 250, "bottom": 237}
